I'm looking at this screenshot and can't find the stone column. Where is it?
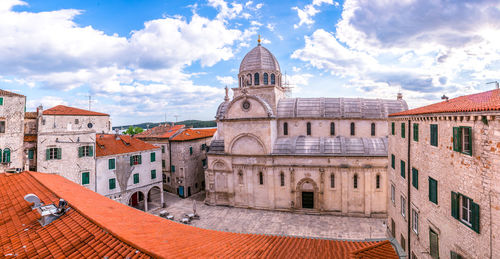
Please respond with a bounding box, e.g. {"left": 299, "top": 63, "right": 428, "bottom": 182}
{"left": 290, "top": 168, "right": 295, "bottom": 210}
{"left": 144, "top": 194, "right": 149, "bottom": 212}
{"left": 341, "top": 168, "right": 348, "bottom": 214}
{"left": 319, "top": 169, "right": 324, "bottom": 212}
{"left": 364, "top": 169, "right": 372, "bottom": 216}
{"left": 160, "top": 184, "right": 166, "bottom": 208}
{"left": 247, "top": 167, "right": 254, "bottom": 207}
{"left": 268, "top": 167, "right": 276, "bottom": 209}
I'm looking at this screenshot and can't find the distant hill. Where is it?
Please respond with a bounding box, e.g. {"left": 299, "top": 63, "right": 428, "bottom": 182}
{"left": 113, "top": 120, "right": 216, "bottom": 130}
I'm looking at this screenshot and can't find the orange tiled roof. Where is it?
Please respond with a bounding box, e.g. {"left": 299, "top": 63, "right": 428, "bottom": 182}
{"left": 390, "top": 89, "right": 500, "bottom": 116}
{"left": 24, "top": 135, "right": 37, "bottom": 142}
{"left": 96, "top": 134, "right": 159, "bottom": 157}
{"left": 24, "top": 112, "right": 37, "bottom": 119}
{"left": 170, "top": 128, "right": 217, "bottom": 141}
{"left": 0, "top": 89, "right": 25, "bottom": 97}
{"left": 135, "top": 124, "right": 185, "bottom": 139}
{"left": 43, "top": 105, "right": 109, "bottom": 116}
{"left": 1, "top": 171, "right": 399, "bottom": 259}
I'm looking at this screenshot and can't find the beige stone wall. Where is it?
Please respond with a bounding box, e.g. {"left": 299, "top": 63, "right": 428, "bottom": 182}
{"left": 277, "top": 118, "right": 388, "bottom": 138}
{"left": 0, "top": 94, "right": 25, "bottom": 171}
{"left": 387, "top": 115, "right": 500, "bottom": 259}
{"left": 39, "top": 114, "right": 111, "bottom": 134}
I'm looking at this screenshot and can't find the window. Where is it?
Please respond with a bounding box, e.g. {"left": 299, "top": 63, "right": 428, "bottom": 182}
{"left": 109, "top": 178, "right": 116, "bottom": 190}
{"left": 370, "top": 123, "right": 376, "bottom": 136}
{"left": 330, "top": 173, "right": 335, "bottom": 188}
{"left": 74, "top": 119, "right": 79, "bottom": 124}
{"left": 202, "top": 159, "right": 207, "bottom": 167}
{"left": 28, "top": 149, "right": 34, "bottom": 160}
{"left": 391, "top": 218, "right": 396, "bottom": 238}
{"left": 254, "top": 73, "right": 259, "bottom": 85}
{"left": 283, "top": 122, "right": 288, "bottom": 135}
{"left": 391, "top": 122, "right": 395, "bottom": 135}
{"left": 376, "top": 174, "right": 381, "bottom": 189}
{"left": 330, "top": 122, "right": 335, "bottom": 135}
{"left": 453, "top": 126, "right": 472, "bottom": 155}
{"left": 150, "top": 152, "right": 156, "bottom": 162}
{"left": 412, "top": 168, "right": 418, "bottom": 189}
{"left": 413, "top": 123, "right": 419, "bottom": 141}
{"left": 162, "top": 160, "right": 166, "bottom": 168}
{"left": 430, "top": 124, "right": 438, "bottom": 146}
{"left": 391, "top": 184, "right": 395, "bottom": 204}
{"left": 350, "top": 122, "right": 355, "bottom": 136}
{"left": 429, "top": 177, "right": 438, "bottom": 204}
{"left": 130, "top": 154, "right": 142, "bottom": 165}
{"left": 401, "top": 234, "right": 406, "bottom": 251}
{"left": 2, "top": 148, "right": 11, "bottom": 163}
{"left": 450, "top": 251, "right": 464, "bottom": 259}
{"left": 0, "top": 121, "right": 5, "bottom": 133}
{"left": 171, "top": 165, "right": 175, "bottom": 172}
{"left": 82, "top": 172, "right": 90, "bottom": 185}
{"left": 353, "top": 174, "right": 358, "bottom": 189}
{"left": 238, "top": 171, "right": 243, "bottom": 185}
{"left": 401, "top": 123, "right": 406, "bottom": 138}
{"left": 391, "top": 154, "right": 395, "bottom": 169}
{"left": 401, "top": 196, "right": 406, "bottom": 218}
{"left": 412, "top": 208, "right": 419, "bottom": 234}
{"left": 163, "top": 174, "right": 166, "bottom": 183}
{"left": 306, "top": 122, "right": 311, "bottom": 135}
{"left": 400, "top": 160, "right": 406, "bottom": 178}
{"left": 201, "top": 144, "right": 206, "bottom": 151}
{"left": 429, "top": 228, "right": 439, "bottom": 259}
{"left": 46, "top": 148, "right": 61, "bottom": 160}
{"left": 271, "top": 74, "right": 275, "bottom": 84}
{"left": 0, "top": 97, "right": 3, "bottom": 105}
{"left": 151, "top": 170, "right": 157, "bottom": 179}
{"left": 189, "top": 147, "right": 193, "bottom": 155}
{"left": 451, "top": 192, "right": 480, "bottom": 233}
{"left": 247, "top": 73, "right": 252, "bottom": 85}
{"left": 78, "top": 146, "right": 93, "bottom": 157}
{"left": 263, "top": 73, "right": 268, "bottom": 84}
{"left": 280, "top": 172, "right": 285, "bottom": 186}
{"left": 133, "top": 173, "right": 139, "bottom": 184}
{"left": 108, "top": 158, "right": 115, "bottom": 170}
{"left": 161, "top": 145, "right": 165, "bottom": 153}
{"left": 167, "top": 176, "right": 170, "bottom": 183}
{"left": 259, "top": 172, "right": 264, "bottom": 185}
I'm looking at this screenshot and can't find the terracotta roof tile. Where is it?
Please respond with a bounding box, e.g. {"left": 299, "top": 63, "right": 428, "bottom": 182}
{"left": 96, "top": 134, "right": 159, "bottom": 157}
{"left": 24, "top": 135, "right": 37, "bottom": 142}
{"left": 349, "top": 240, "right": 398, "bottom": 258}
{"left": 43, "top": 105, "right": 109, "bottom": 116}
{"left": 135, "top": 124, "right": 185, "bottom": 139}
{"left": 0, "top": 89, "right": 25, "bottom": 97}
{"left": 170, "top": 128, "right": 216, "bottom": 141}
{"left": 390, "top": 89, "right": 500, "bottom": 116}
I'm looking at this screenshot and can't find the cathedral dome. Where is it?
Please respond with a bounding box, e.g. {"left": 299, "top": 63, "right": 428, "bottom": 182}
{"left": 239, "top": 45, "right": 280, "bottom": 73}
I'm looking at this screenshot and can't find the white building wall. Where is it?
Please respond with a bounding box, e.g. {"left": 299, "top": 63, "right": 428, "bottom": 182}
{"left": 0, "top": 94, "right": 25, "bottom": 171}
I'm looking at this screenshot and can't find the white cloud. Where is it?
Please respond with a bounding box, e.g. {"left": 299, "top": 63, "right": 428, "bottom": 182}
{"left": 292, "top": 0, "right": 333, "bottom": 29}
{"left": 208, "top": 0, "right": 243, "bottom": 21}
{"left": 266, "top": 23, "right": 275, "bottom": 31}
{"left": 250, "top": 20, "right": 262, "bottom": 27}
{"left": 216, "top": 76, "right": 237, "bottom": 85}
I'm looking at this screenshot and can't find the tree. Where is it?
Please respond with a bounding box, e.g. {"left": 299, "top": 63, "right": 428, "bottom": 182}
{"left": 123, "top": 126, "right": 143, "bottom": 135}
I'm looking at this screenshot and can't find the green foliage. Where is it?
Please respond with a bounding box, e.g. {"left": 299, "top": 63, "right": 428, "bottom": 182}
{"left": 123, "top": 126, "right": 144, "bottom": 135}
{"left": 114, "top": 120, "right": 216, "bottom": 131}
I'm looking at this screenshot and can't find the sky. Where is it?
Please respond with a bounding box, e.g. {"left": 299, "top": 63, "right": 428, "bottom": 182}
{"left": 1, "top": 0, "right": 500, "bottom": 126}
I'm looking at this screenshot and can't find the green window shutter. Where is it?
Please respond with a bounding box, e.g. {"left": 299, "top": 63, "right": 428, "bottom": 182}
{"left": 151, "top": 170, "right": 156, "bottom": 179}
{"left": 430, "top": 124, "right": 438, "bottom": 146}
{"left": 429, "top": 177, "right": 438, "bottom": 204}
{"left": 391, "top": 154, "right": 395, "bottom": 169}
{"left": 413, "top": 123, "right": 419, "bottom": 141}
{"left": 190, "top": 147, "right": 193, "bottom": 155}
{"left": 453, "top": 127, "right": 460, "bottom": 151}
{"left": 133, "top": 173, "right": 139, "bottom": 184}
{"left": 28, "top": 149, "right": 34, "bottom": 159}
{"left": 138, "top": 154, "right": 142, "bottom": 164}
{"left": 451, "top": 191, "right": 459, "bottom": 219}
{"left": 89, "top": 146, "right": 93, "bottom": 156}
{"left": 391, "top": 122, "right": 395, "bottom": 135}
{"left": 0, "top": 97, "right": 3, "bottom": 105}
{"left": 57, "top": 148, "right": 62, "bottom": 159}
{"left": 46, "top": 149, "right": 50, "bottom": 160}
{"left": 171, "top": 165, "right": 175, "bottom": 172}
{"left": 109, "top": 178, "right": 116, "bottom": 189}
{"left": 429, "top": 229, "right": 439, "bottom": 259}
{"left": 5, "top": 149, "right": 10, "bottom": 163}
{"left": 162, "top": 160, "right": 166, "bottom": 168}
{"left": 82, "top": 172, "right": 89, "bottom": 185}
{"left": 401, "top": 123, "right": 405, "bottom": 138}
{"left": 400, "top": 160, "right": 405, "bottom": 178}
{"left": 150, "top": 152, "right": 155, "bottom": 162}
{"left": 472, "top": 202, "right": 480, "bottom": 233}
{"left": 130, "top": 156, "right": 133, "bottom": 166}
{"left": 78, "top": 147, "right": 83, "bottom": 158}
{"left": 162, "top": 146, "right": 165, "bottom": 153}
{"left": 109, "top": 159, "right": 115, "bottom": 170}
{"left": 412, "top": 168, "right": 418, "bottom": 189}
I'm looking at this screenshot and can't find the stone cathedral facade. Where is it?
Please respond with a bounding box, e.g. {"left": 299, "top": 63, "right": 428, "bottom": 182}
{"left": 205, "top": 41, "right": 408, "bottom": 217}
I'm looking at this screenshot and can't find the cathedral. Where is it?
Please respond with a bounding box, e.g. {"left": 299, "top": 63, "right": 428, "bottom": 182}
{"left": 205, "top": 39, "right": 408, "bottom": 217}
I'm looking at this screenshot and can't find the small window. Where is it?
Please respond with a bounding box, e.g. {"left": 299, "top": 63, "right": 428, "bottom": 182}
{"left": 163, "top": 174, "right": 166, "bottom": 183}
{"left": 371, "top": 123, "right": 376, "bottom": 136}
{"left": 460, "top": 195, "right": 472, "bottom": 226}
{"left": 430, "top": 124, "right": 438, "bottom": 146}
{"left": 429, "top": 228, "right": 439, "bottom": 259}
{"left": 401, "top": 123, "right": 406, "bottom": 138}
{"left": 450, "top": 251, "right": 464, "bottom": 259}
{"left": 453, "top": 126, "right": 472, "bottom": 155}
{"left": 28, "top": 149, "right": 34, "bottom": 160}
{"left": 353, "top": 174, "right": 358, "bottom": 189}
{"left": 74, "top": 119, "right": 79, "bottom": 124}
{"left": 82, "top": 172, "right": 90, "bottom": 185}
{"left": 451, "top": 192, "right": 480, "bottom": 233}
{"left": 167, "top": 176, "right": 170, "bottom": 183}
{"left": 108, "top": 158, "right": 115, "bottom": 170}
{"left": 201, "top": 144, "right": 206, "bottom": 151}
{"left": 263, "top": 73, "right": 268, "bottom": 85}
{"left": 0, "top": 121, "right": 5, "bottom": 133}
{"left": 0, "top": 97, "right": 3, "bottom": 105}
{"left": 306, "top": 122, "right": 311, "bottom": 135}
{"left": 391, "top": 154, "right": 395, "bottom": 169}
{"left": 130, "top": 155, "right": 142, "bottom": 165}
{"left": 150, "top": 152, "right": 156, "bottom": 162}
{"left": 376, "top": 174, "right": 380, "bottom": 189}
{"left": 171, "top": 165, "right": 175, "bottom": 172}
{"left": 254, "top": 73, "right": 260, "bottom": 85}
{"left": 401, "top": 195, "right": 406, "bottom": 218}
{"left": 400, "top": 160, "right": 406, "bottom": 178}
{"left": 202, "top": 159, "right": 207, "bottom": 167}
{"left": 330, "top": 173, "right": 335, "bottom": 188}
{"left": 78, "top": 146, "right": 93, "bottom": 157}
{"left": 162, "top": 145, "right": 165, "bottom": 153}
{"left": 330, "top": 122, "right": 335, "bottom": 136}
{"left": 162, "top": 160, "right": 166, "bottom": 168}
{"left": 109, "top": 178, "right": 116, "bottom": 190}
{"left": 189, "top": 147, "right": 193, "bottom": 155}
{"left": 46, "top": 148, "right": 61, "bottom": 160}
{"left": 259, "top": 172, "right": 264, "bottom": 185}
{"left": 412, "top": 208, "right": 419, "bottom": 234}
{"left": 391, "top": 184, "right": 395, "bottom": 204}
{"left": 271, "top": 74, "right": 275, "bottom": 84}
{"left": 283, "top": 122, "right": 288, "bottom": 135}
{"left": 280, "top": 172, "right": 285, "bottom": 186}
{"left": 412, "top": 168, "right": 418, "bottom": 189}
{"left": 391, "top": 122, "right": 395, "bottom": 135}
{"left": 429, "top": 177, "right": 438, "bottom": 204}
{"left": 151, "top": 170, "right": 157, "bottom": 179}
{"left": 247, "top": 73, "right": 252, "bottom": 85}
{"left": 133, "top": 173, "right": 139, "bottom": 184}
{"left": 401, "top": 234, "right": 406, "bottom": 251}
{"left": 350, "top": 122, "right": 355, "bottom": 136}
{"left": 413, "top": 123, "right": 419, "bottom": 141}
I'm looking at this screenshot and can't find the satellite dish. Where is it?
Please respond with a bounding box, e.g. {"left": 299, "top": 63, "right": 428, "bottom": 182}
{"left": 24, "top": 193, "right": 42, "bottom": 209}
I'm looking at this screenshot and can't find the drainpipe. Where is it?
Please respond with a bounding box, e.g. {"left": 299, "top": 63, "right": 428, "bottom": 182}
{"left": 168, "top": 140, "right": 172, "bottom": 192}
{"left": 407, "top": 119, "right": 412, "bottom": 256}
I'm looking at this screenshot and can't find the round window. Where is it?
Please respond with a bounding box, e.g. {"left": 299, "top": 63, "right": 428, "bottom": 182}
{"left": 87, "top": 123, "right": 93, "bottom": 128}
{"left": 242, "top": 100, "right": 251, "bottom": 110}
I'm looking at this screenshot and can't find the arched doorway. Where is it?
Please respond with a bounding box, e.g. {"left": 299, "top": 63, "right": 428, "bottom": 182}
{"left": 296, "top": 178, "right": 318, "bottom": 210}
{"left": 147, "top": 186, "right": 162, "bottom": 210}
{"left": 128, "top": 191, "right": 145, "bottom": 211}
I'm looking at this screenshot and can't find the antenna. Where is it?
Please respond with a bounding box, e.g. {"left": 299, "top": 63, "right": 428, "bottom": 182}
{"left": 487, "top": 81, "right": 499, "bottom": 89}
{"left": 282, "top": 71, "right": 295, "bottom": 97}
{"left": 174, "top": 115, "right": 179, "bottom": 123}
{"left": 88, "top": 94, "right": 92, "bottom": 110}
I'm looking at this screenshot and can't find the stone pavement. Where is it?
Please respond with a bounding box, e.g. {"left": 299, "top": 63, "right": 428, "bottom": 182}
{"left": 148, "top": 191, "right": 387, "bottom": 240}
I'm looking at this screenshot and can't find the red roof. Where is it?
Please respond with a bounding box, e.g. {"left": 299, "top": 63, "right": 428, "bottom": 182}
{"left": 135, "top": 124, "right": 185, "bottom": 139}
{"left": 43, "top": 105, "right": 109, "bottom": 116}
{"left": 171, "top": 128, "right": 217, "bottom": 141}
{"left": 0, "top": 89, "right": 25, "bottom": 97}
{"left": 96, "top": 134, "right": 159, "bottom": 157}
{"left": 1, "top": 171, "right": 399, "bottom": 258}
{"left": 390, "top": 89, "right": 500, "bottom": 116}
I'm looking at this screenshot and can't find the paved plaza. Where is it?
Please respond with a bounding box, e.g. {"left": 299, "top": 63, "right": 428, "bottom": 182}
{"left": 149, "top": 191, "right": 387, "bottom": 240}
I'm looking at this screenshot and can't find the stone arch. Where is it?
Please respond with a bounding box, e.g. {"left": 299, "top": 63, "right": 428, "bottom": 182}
{"left": 128, "top": 191, "right": 145, "bottom": 211}
{"left": 229, "top": 133, "right": 267, "bottom": 155}
{"left": 210, "top": 159, "right": 230, "bottom": 171}
{"left": 295, "top": 178, "right": 319, "bottom": 209}
{"left": 225, "top": 94, "right": 274, "bottom": 118}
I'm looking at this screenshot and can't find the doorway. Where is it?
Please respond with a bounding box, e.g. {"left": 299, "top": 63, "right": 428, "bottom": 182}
{"left": 302, "top": 192, "right": 314, "bottom": 209}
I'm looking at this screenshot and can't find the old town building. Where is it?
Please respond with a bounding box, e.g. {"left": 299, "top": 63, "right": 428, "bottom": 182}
{"left": 0, "top": 89, "right": 26, "bottom": 172}
{"left": 387, "top": 89, "right": 500, "bottom": 259}
{"left": 23, "top": 111, "right": 38, "bottom": 171}
{"left": 205, "top": 41, "right": 408, "bottom": 216}
{"left": 137, "top": 124, "right": 215, "bottom": 197}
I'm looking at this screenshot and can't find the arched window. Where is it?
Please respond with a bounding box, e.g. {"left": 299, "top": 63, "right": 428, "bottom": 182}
{"left": 239, "top": 77, "right": 242, "bottom": 88}
{"left": 263, "top": 73, "right": 268, "bottom": 85}
{"left": 254, "top": 73, "right": 260, "bottom": 85}
{"left": 330, "top": 173, "right": 335, "bottom": 188}
{"left": 283, "top": 122, "right": 288, "bottom": 135}
{"left": 307, "top": 122, "right": 311, "bottom": 135}
{"left": 330, "top": 122, "right": 335, "bottom": 136}
{"left": 376, "top": 174, "right": 381, "bottom": 189}
{"left": 247, "top": 74, "right": 252, "bottom": 85}
{"left": 238, "top": 170, "right": 244, "bottom": 185}
{"left": 371, "top": 123, "right": 376, "bottom": 136}
{"left": 353, "top": 174, "right": 358, "bottom": 189}
{"left": 3, "top": 148, "right": 10, "bottom": 163}
{"left": 259, "top": 172, "right": 264, "bottom": 185}
{"left": 350, "top": 122, "right": 355, "bottom": 136}
{"left": 271, "top": 74, "right": 275, "bottom": 84}
{"left": 280, "top": 172, "right": 285, "bottom": 186}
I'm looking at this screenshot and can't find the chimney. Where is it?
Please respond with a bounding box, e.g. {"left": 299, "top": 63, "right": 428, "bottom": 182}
{"left": 24, "top": 194, "right": 68, "bottom": 226}
{"left": 487, "top": 81, "right": 499, "bottom": 89}
{"left": 224, "top": 86, "right": 230, "bottom": 102}
{"left": 441, "top": 95, "right": 449, "bottom": 101}
{"left": 37, "top": 105, "right": 43, "bottom": 116}
{"left": 114, "top": 128, "right": 120, "bottom": 140}
{"left": 397, "top": 92, "right": 403, "bottom": 100}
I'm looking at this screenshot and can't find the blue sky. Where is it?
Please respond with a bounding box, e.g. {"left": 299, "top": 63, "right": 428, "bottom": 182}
{"left": 1, "top": 0, "right": 500, "bottom": 126}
